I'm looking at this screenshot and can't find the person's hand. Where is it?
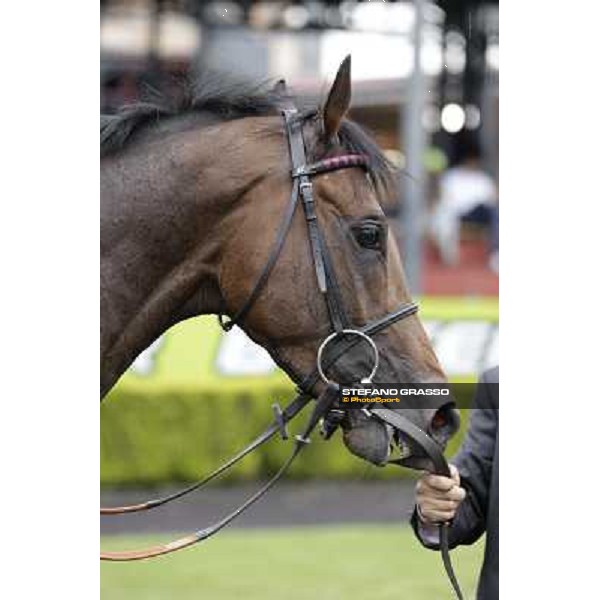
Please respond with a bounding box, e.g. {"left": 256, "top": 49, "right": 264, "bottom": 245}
{"left": 415, "top": 464, "right": 466, "bottom": 524}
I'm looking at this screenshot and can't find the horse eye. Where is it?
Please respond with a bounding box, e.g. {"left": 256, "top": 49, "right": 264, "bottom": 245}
{"left": 354, "top": 224, "right": 383, "bottom": 250}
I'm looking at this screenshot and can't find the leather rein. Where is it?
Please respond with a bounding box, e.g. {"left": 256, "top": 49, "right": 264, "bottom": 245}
{"left": 100, "top": 107, "right": 463, "bottom": 600}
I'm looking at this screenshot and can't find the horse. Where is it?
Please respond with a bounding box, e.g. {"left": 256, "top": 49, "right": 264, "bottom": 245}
{"left": 101, "top": 56, "right": 459, "bottom": 472}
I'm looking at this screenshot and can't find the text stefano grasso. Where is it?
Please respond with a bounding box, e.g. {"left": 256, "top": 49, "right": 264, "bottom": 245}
{"left": 341, "top": 387, "right": 451, "bottom": 396}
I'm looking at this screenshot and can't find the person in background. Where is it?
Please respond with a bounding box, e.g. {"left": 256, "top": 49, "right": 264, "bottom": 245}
{"left": 411, "top": 366, "right": 499, "bottom": 600}
{"left": 431, "top": 133, "right": 498, "bottom": 269}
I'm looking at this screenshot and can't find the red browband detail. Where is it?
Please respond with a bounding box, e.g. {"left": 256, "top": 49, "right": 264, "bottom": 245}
{"left": 292, "top": 154, "right": 369, "bottom": 178}
{"left": 313, "top": 154, "right": 369, "bottom": 173}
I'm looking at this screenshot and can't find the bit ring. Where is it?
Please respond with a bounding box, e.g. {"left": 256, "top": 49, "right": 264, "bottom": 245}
{"left": 316, "top": 329, "right": 379, "bottom": 386}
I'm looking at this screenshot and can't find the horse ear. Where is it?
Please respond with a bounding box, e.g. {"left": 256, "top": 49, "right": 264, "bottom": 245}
{"left": 322, "top": 55, "right": 352, "bottom": 140}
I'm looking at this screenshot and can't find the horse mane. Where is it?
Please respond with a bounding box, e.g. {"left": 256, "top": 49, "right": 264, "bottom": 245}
{"left": 100, "top": 71, "right": 396, "bottom": 190}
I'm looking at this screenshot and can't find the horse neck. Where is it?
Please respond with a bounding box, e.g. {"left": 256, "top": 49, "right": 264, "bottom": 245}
{"left": 100, "top": 120, "right": 272, "bottom": 396}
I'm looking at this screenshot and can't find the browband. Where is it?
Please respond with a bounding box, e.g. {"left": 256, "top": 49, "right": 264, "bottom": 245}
{"left": 292, "top": 154, "right": 369, "bottom": 178}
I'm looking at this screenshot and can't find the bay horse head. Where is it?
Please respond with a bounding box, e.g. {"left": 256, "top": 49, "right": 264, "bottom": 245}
{"left": 101, "top": 56, "right": 459, "bottom": 468}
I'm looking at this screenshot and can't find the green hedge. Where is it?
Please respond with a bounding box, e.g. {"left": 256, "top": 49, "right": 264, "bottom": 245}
{"left": 101, "top": 383, "right": 468, "bottom": 486}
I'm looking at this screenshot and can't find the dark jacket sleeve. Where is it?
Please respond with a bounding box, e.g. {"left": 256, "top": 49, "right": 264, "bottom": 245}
{"left": 411, "top": 367, "right": 498, "bottom": 550}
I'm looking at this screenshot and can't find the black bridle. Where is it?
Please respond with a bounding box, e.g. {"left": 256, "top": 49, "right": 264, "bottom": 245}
{"left": 101, "top": 107, "right": 463, "bottom": 600}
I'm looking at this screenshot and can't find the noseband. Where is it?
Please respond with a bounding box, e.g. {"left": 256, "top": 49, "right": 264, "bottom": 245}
{"left": 101, "top": 107, "right": 462, "bottom": 600}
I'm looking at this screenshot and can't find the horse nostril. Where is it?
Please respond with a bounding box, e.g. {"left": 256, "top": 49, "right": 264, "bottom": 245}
{"left": 431, "top": 410, "right": 447, "bottom": 429}
{"left": 429, "top": 404, "right": 461, "bottom": 442}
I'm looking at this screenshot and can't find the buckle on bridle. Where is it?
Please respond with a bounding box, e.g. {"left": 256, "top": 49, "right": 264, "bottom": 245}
{"left": 320, "top": 408, "right": 346, "bottom": 440}
{"left": 271, "top": 403, "right": 289, "bottom": 440}
{"left": 295, "top": 434, "right": 311, "bottom": 445}
{"left": 292, "top": 166, "right": 309, "bottom": 178}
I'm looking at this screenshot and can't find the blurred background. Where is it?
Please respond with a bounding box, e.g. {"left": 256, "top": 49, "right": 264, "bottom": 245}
{"left": 101, "top": 2, "right": 498, "bottom": 598}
